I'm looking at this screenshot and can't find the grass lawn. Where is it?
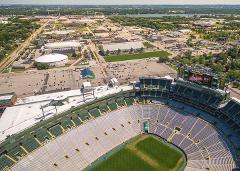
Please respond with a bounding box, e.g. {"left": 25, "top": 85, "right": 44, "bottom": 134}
{"left": 90, "top": 135, "right": 185, "bottom": 171}
{"left": 143, "top": 42, "right": 155, "bottom": 48}
{"left": 104, "top": 51, "right": 170, "bottom": 62}
{"left": 11, "top": 67, "right": 26, "bottom": 73}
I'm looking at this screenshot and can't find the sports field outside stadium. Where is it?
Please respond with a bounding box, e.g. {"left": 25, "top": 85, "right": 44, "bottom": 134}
{"left": 90, "top": 135, "right": 185, "bottom": 171}
{"left": 104, "top": 51, "right": 170, "bottom": 62}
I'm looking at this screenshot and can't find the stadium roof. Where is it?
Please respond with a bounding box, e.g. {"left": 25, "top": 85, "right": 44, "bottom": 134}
{"left": 0, "top": 85, "right": 132, "bottom": 142}
{"left": 44, "top": 41, "right": 82, "bottom": 49}
{"left": 0, "top": 94, "right": 14, "bottom": 101}
{"left": 102, "top": 41, "right": 144, "bottom": 52}
{"left": 140, "top": 75, "right": 174, "bottom": 80}
{"left": 232, "top": 97, "right": 240, "bottom": 104}
{"left": 35, "top": 53, "right": 68, "bottom": 63}
{"left": 176, "top": 79, "right": 227, "bottom": 96}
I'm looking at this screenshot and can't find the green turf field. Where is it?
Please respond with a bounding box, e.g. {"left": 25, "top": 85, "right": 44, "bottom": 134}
{"left": 90, "top": 135, "right": 185, "bottom": 171}
{"left": 104, "top": 51, "right": 170, "bottom": 62}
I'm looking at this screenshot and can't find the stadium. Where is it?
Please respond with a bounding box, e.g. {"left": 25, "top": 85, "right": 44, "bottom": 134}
{"left": 34, "top": 53, "right": 68, "bottom": 66}
{"left": 0, "top": 67, "right": 240, "bottom": 171}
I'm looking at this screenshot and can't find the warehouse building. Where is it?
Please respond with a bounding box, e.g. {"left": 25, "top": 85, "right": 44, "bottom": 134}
{"left": 42, "top": 41, "right": 82, "bottom": 54}
{"left": 43, "top": 30, "right": 75, "bottom": 35}
{"left": 100, "top": 41, "right": 144, "bottom": 56}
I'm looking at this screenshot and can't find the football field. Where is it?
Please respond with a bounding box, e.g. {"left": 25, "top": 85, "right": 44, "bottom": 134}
{"left": 90, "top": 135, "right": 185, "bottom": 171}
{"left": 104, "top": 51, "right": 170, "bottom": 62}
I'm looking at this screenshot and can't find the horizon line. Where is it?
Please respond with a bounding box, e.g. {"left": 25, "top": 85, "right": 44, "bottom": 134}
{"left": 1, "top": 4, "right": 240, "bottom": 5}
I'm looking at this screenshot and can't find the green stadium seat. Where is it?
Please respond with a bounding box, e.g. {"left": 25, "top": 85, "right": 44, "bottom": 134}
{"left": 22, "top": 138, "right": 40, "bottom": 153}
{"left": 72, "top": 117, "right": 82, "bottom": 126}
{"left": 48, "top": 124, "right": 63, "bottom": 137}
{"left": 7, "top": 145, "right": 27, "bottom": 161}
{"left": 61, "top": 118, "right": 74, "bottom": 130}
{"left": 150, "top": 91, "right": 156, "bottom": 97}
{"left": 35, "top": 129, "right": 52, "bottom": 143}
{"left": 156, "top": 91, "right": 162, "bottom": 97}
{"left": 99, "top": 104, "right": 109, "bottom": 113}
{"left": 89, "top": 108, "right": 101, "bottom": 118}
{"left": 143, "top": 91, "right": 150, "bottom": 96}
{"left": 108, "top": 102, "right": 118, "bottom": 111}
{"left": 116, "top": 98, "right": 126, "bottom": 107}
{"left": 78, "top": 110, "right": 91, "bottom": 121}
{"left": 125, "top": 98, "right": 134, "bottom": 106}
{"left": 138, "top": 99, "right": 144, "bottom": 104}
{"left": 0, "top": 155, "right": 15, "bottom": 170}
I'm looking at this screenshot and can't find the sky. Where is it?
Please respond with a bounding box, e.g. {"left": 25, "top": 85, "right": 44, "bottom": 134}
{"left": 1, "top": 0, "right": 240, "bottom": 5}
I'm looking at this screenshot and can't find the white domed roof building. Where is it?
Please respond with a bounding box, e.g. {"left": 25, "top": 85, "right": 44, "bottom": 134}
{"left": 34, "top": 53, "right": 68, "bottom": 66}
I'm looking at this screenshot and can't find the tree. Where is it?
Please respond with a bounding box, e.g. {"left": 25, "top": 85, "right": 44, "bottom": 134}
{"left": 180, "top": 58, "right": 190, "bottom": 65}
{"left": 106, "top": 50, "right": 110, "bottom": 56}
{"left": 226, "top": 70, "right": 240, "bottom": 81}
{"left": 212, "top": 63, "right": 224, "bottom": 73}
{"left": 183, "top": 50, "right": 192, "bottom": 60}
{"left": 117, "top": 48, "right": 121, "bottom": 55}
{"left": 35, "top": 63, "right": 49, "bottom": 70}
{"left": 72, "top": 52, "right": 77, "bottom": 58}
{"left": 158, "top": 56, "right": 169, "bottom": 63}
{"left": 130, "top": 48, "right": 134, "bottom": 54}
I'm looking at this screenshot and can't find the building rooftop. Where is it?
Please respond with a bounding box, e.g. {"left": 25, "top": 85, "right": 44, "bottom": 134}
{"left": 43, "top": 30, "right": 75, "bottom": 35}
{"left": 0, "top": 95, "right": 13, "bottom": 101}
{"left": 83, "top": 82, "right": 91, "bottom": 88}
{"left": 0, "top": 85, "right": 132, "bottom": 142}
{"left": 44, "top": 41, "right": 82, "bottom": 49}
{"left": 102, "top": 41, "right": 144, "bottom": 52}
{"left": 232, "top": 97, "right": 240, "bottom": 104}
{"left": 35, "top": 53, "right": 68, "bottom": 63}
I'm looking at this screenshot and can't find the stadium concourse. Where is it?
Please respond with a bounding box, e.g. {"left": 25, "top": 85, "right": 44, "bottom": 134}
{"left": 0, "top": 76, "right": 240, "bottom": 171}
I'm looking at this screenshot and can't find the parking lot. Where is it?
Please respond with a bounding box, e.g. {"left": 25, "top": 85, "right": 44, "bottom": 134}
{"left": 0, "top": 59, "right": 176, "bottom": 97}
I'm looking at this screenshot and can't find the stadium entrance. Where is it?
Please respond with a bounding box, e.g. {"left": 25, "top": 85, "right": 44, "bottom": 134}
{"left": 143, "top": 121, "right": 149, "bottom": 133}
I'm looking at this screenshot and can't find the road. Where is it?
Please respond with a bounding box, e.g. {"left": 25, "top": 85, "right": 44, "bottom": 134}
{"left": 70, "top": 45, "right": 88, "bottom": 66}
{"left": 84, "top": 26, "right": 108, "bottom": 77}
{"left": 0, "top": 20, "right": 49, "bottom": 73}
{"left": 88, "top": 41, "right": 108, "bottom": 80}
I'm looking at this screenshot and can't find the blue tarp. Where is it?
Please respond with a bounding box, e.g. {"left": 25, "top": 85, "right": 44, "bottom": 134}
{"left": 81, "top": 68, "right": 94, "bottom": 79}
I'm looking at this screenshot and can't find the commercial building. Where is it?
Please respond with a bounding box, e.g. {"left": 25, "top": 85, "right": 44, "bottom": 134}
{"left": 93, "top": 27, "right": 109, "bottom": 33}
{"left": 0, "top": 93, "right": 17, "bottom": 109}
{"left": 43, "top": 30, "right": 75, "bottom": 35}
{"left": 101, "top": 41, "right": 144, "bottom": 56}
{"left": 193, "top": 20, "right": 216, "bottom": 27}
{"left": 42, "top": 41, "right": 82, "bottom": 54}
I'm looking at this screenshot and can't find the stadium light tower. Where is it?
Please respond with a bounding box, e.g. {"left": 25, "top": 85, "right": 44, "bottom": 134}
{"left": 40, "top": 105, "right": 45, "bottom": 119}
{"left": 54, "top": 105, "right": 58, "bottom": 114}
